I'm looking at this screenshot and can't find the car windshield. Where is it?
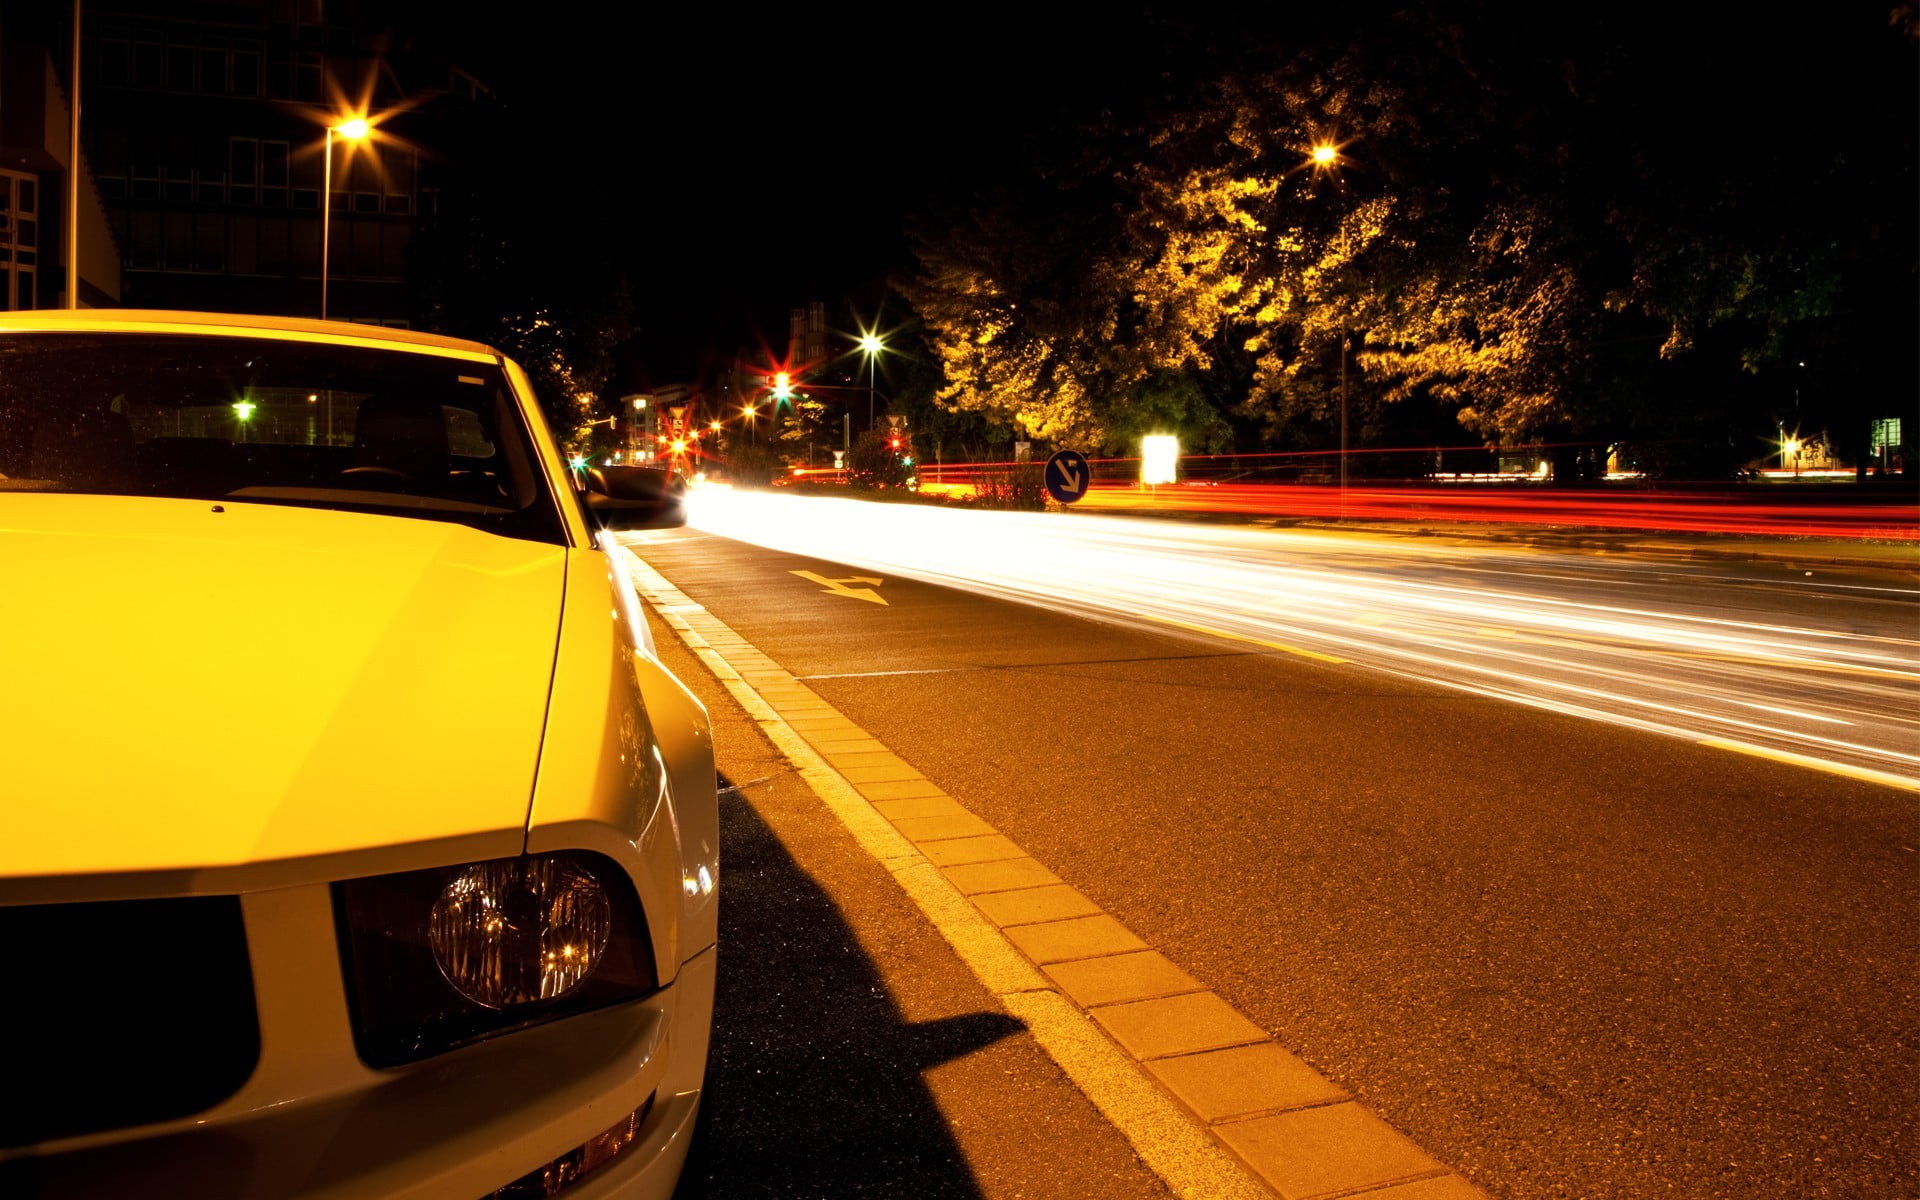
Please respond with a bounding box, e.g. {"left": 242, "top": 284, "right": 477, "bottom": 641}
{"left": 0, "top": 332, "right": 565, "bottom": 544}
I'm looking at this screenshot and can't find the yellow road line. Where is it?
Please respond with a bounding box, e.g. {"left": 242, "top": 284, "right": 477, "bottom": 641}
{"left": 1698, "top": 738, "right": 1920, "bottom": 792}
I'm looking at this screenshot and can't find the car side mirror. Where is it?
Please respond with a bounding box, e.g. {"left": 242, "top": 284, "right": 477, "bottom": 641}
{"left": 583, "top": 465, "right": 687, "bottom": 530}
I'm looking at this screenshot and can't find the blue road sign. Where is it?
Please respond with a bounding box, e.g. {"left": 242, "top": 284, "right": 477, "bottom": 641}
{"left": 1044, "top": 450, "right": 1091, "bottom": 504}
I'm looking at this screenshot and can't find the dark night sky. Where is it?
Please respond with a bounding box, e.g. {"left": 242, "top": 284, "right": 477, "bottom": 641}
{"left": 416, "top": 3, "right": 1916, "bottom": 389}
{"left": 416, "top": 3, "right": 1173, "bottom": 383}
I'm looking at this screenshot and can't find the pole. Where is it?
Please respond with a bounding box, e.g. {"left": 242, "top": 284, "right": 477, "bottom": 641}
{"left": 66, "top": 0, "right": 82, "bottom": 308}
{"left": 1339, "top": 333, "right": 1348, "bottom": 517}
{"left": 320, "top": 126, "right": 333, "bottom": 320}
{"left": 868, "top": 355, "right": 876, "bottom": 433}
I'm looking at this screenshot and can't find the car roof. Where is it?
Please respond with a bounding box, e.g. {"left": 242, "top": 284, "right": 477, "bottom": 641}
{"left": 0, "top": 309, "right": 505, "bottom": 362}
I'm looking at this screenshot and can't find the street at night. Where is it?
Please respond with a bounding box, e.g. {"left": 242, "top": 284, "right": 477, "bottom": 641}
{"left": 625, "top": 506, "right": 1916, "bottom": 1199}
{"left": 2, "top": 1, "right": 1914, "bottom": 1197}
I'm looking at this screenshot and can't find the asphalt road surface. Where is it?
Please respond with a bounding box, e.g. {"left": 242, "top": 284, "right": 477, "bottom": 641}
{"left": 633, "top": 504, "right": 1917, "bottom": 1199}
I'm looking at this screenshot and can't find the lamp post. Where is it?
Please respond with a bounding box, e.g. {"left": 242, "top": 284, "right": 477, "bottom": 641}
{"left": 858, "top": 333, "right": 884, "bottom": 432}
{"left": 1311, "top": 142, "right": 1351, "bottom": 517}
{"left": 320, "top": 117, "right": 369, "bottom": 320}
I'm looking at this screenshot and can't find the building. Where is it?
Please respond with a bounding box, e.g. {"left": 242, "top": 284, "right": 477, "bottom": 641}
{"left": 0, "top": 22, "right": 122, "bottom": 309}
{"left": 36, "top": 0, "right": 486, "bottom": 324}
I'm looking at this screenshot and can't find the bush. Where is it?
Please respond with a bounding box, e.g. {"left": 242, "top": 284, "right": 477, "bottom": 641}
{"left": 846, "top": 430, "right": 915, "bottom": 490}
{"left": 966, "top": 463, "right": 1048, "bottom": 510}
{"left": 724, "top": 440, "right": 784, "bottom": 487}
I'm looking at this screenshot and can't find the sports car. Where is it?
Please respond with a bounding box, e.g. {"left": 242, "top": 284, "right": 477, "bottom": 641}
{"left": 0, "top": 310, "right": 717, "bottom": 1199}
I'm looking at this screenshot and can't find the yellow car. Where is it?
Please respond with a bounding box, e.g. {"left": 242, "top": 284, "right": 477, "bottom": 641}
{"left": 0, "top": 310, "right": 717, "bottom": 1199}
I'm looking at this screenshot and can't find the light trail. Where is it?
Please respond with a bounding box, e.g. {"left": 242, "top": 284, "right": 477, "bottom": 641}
{"left": 680, "top": 489, "right": 1920, "bottom": 790}
{"left": 798, "top": 465, "right": 1920, "bottom": 539}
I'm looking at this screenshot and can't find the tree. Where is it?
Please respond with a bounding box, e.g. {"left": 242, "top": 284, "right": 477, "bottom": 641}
{"left": 904, "top": 3, "right": 1917, "bottom": 475}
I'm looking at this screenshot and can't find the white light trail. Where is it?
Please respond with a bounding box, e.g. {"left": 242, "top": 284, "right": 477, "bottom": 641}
{"left": 681, "top": 489, "right": 1920, "bottom": 790}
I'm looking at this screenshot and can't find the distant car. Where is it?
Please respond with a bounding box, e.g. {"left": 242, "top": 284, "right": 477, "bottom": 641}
{"left": 0, "top": 310, "right": 717, "bottom": 1199}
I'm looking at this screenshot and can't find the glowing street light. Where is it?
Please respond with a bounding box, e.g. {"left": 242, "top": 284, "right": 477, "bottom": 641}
{"left": 320, "top": 116, "right": 372, "bottom": 321}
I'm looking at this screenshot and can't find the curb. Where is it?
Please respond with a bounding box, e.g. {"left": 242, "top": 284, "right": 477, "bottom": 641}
{"left": 620, "top": 543, "right": 1491, "bottom": 1200}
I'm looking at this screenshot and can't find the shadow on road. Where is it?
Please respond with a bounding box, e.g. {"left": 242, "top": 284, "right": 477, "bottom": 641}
{"left": 675, "top": 773, "right": 1025, "bottom": 1198}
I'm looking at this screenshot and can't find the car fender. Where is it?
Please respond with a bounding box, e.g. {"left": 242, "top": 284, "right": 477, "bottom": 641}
{"left": 524, "top": 547, "right": 718, "bottom": 986}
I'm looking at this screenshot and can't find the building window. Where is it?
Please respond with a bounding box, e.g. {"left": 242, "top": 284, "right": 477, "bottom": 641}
{"left": 128, "top": 211, "right": 161, "bottom": 269}
{"left": 164, "top": 212, "right": 192, "bottom": 269}
{"left": 262, "top": 141, "right": 290, "bottom": 207}
{"left": 133, "top": 40, "right": 162, "bottom": 88}
{"left": 168, "top": 44, "right": 194, "bottom": 90}
{"left": 232, "top": 42, "right": 262, "bottom": 96}
{"left": 228, "top": 214, "right": 259, "bottom": 274}
{"left": 230, "top": 138, "right": 258, "bottom": 206}
{"left": 1, "top": 170, "right": 40, "bottom": 308}
{"left": 295, "top": 51, "right": 322, "bottom": 102}
{"left": 100, "top": 38, "right": 130, "bottom": 86}
{"left": 196, "top": 213, "right": 225, "bottom": 272}
{"left": 201, "top": 38, "right": 229, "bottom": 93}
{"left": 267, "top": 49, "right": 292, "bottom": 98}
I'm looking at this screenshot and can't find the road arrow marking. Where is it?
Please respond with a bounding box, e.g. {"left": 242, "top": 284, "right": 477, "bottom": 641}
{"left": 791, "top": 569, "right": 889, "bottom": 605}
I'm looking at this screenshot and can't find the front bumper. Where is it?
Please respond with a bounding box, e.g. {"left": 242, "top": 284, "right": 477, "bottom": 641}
{"left": 0, "top": 883, "right": 715, "bottom": 1200}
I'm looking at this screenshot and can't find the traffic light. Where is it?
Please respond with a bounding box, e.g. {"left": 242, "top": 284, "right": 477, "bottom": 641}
{"left": 773, "top": 372, "right": 792, "bottom": 402}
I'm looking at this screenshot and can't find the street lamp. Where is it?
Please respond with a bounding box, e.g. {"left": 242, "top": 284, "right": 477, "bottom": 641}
{"left": 858, "top": 333, "right": 884, "bottom": 432}
{"left": 1311, "top": 141, "right": 1351, "bottom": 516}
{"left": 320, "top": 116, "right": 370, "bottom": 320}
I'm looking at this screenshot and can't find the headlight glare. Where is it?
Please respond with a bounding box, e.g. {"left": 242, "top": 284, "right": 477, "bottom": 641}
{"left": 429, "top": 857, "right": 612, "bottom": 1009}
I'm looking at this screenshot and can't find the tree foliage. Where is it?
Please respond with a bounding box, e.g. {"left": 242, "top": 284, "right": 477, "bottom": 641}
{"left": 903, "top": 3, "right": 1917, "bottom": 470}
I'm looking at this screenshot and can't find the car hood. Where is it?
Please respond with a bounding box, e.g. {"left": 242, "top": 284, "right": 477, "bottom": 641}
{"left": 1, "top": 496, "right": 569, "bottom": 882}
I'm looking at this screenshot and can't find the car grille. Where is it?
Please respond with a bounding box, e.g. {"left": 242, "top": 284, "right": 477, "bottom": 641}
{"left": 0, "top": 896, "right": 260, "bottom": 1147}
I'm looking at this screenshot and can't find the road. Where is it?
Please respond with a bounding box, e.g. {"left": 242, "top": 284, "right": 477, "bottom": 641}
{"left": 632, "top": 496, "right": 1917, "bottom": 1199}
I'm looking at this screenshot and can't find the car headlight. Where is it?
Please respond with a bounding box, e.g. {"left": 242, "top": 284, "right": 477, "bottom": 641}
{"left": 429, "top": 856, "right": 612, "bottom": 1009}
{"left": 335, "top": 852, "right": 656, "bottom": 1068}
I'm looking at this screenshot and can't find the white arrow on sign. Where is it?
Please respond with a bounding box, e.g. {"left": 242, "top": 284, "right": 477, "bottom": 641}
{"left": 1053, "top": 458, "right": 1083, "bottom": 493}
{"left": 790, "top": 570, "right": 889, "bottom": 605}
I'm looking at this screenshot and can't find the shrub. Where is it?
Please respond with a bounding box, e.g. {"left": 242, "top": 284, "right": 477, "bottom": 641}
{"left": 846, "top": 429, "right": 915, "bottom": 490}
{"left": 967, "top": 463, "right": 1048, "bottom": 510}
{"left": 725, "top": 440, "right": 784, "bottom": 487}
